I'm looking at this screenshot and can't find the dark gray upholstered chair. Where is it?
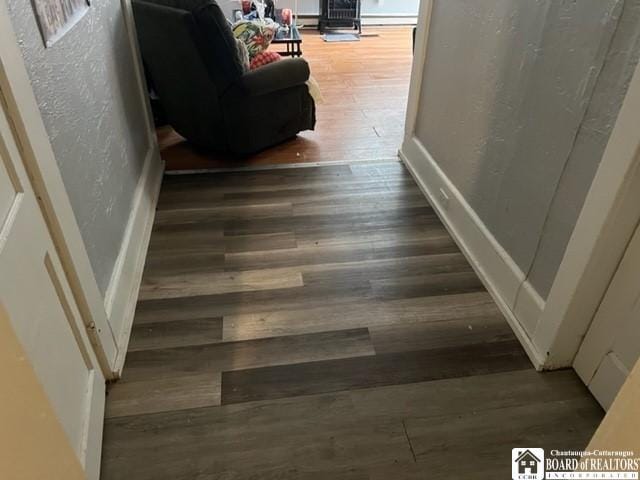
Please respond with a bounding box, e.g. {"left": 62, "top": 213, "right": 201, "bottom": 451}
{"left": 132, "top": 0, "right": 316, "bottom": 155}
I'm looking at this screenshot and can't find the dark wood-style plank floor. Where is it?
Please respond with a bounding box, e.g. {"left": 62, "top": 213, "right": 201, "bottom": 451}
{"left": 101, "top": 161, "right": 602, "bottom": 479}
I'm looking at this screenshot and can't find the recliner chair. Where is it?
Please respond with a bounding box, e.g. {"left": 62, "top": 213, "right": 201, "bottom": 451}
{"left": 132, "top": 0, "right": 316, "bottom": 155}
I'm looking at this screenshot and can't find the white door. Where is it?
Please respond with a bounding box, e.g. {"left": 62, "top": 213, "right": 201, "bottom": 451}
{"left": 574, "top": 222, "right": 640, "bottom": 411}
{"left": 0, "top": 87, "right": 105, "bottom": 477}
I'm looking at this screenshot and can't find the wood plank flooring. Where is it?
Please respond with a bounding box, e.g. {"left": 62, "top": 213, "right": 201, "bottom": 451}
{"left": 101, "top": 161, "right": 602, "bottom": 479}
{"left": 159, "top": 27, "right": 412, "bottom": 171}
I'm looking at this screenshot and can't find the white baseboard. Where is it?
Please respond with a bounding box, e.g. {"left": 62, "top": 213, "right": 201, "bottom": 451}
{"left": 362, "top": 15, "right": 417, "bottom": 26}
{"left": 299, "top": 14, "right": 417, "bottom": 27}
{"left": 514, "top": 279, "right": 546, "bottom": 338}
{"left": 399, "top": 136, "right": 547, "bottom": 369}
{"left": 104, "top": 144, "right": 164, "bottom": 375}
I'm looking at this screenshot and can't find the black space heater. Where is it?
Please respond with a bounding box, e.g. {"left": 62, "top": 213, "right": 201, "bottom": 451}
{"left": 319, "top": 0, "right": 362, "bottom": 34}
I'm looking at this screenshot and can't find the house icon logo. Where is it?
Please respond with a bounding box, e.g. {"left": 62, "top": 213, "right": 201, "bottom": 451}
{"left": 512, "top": 448, "right": 544, "bottom": 480}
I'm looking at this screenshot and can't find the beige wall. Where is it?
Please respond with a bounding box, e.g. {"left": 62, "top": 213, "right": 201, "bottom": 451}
{"left": 0, "top": 304, "right": 85, "bottom": 480}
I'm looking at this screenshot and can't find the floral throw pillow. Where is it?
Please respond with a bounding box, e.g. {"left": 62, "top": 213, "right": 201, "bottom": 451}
{"left": 232, "top": 20, "right": 277, "bottom": 58}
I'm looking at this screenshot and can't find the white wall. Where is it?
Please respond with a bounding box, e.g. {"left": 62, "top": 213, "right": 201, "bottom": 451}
{"left": 402, "top": 0, "right": 640, "bottom": 365}
{"left": 528, "top": 0, "right": 640, "bottom": 297}
{"left": 7, "top": 0, "right": 150, "bottom": 295}
{"left": 414, "top": 0, "right": 628, "bottom": 295}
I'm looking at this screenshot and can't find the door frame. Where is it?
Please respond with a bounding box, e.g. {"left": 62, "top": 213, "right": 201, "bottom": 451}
{"left": 0, "top": 0, "right": 117, "bottom": 376}
{"left": 404, "top": 0, "right": 433, "bottom": 142}
{"left": 532, "top": 62, "right": 640, "bottom": 369}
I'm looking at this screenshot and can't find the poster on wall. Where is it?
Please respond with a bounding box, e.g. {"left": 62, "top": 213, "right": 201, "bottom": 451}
{"left": 32, "top": 0, "right": 90, "bottom": 47}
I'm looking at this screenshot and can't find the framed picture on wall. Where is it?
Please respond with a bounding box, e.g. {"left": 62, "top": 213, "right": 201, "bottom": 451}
{"left": 32, "top": 0, "right": 90, "bottom": 47}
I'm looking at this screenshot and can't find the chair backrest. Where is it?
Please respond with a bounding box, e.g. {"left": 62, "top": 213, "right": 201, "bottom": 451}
{"left": 132, "top": 0, "right": 243, "bottom": 148}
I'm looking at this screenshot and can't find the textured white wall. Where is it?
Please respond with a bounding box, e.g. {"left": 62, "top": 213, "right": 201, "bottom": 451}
{"left": 7, "top": 0, "right": 150, "bottom": 295}
{"left": 414, "top": 0, "right": 640, "bottom": 299}
{"left": 527, "top": 0, "right": 640, "bottom": 297}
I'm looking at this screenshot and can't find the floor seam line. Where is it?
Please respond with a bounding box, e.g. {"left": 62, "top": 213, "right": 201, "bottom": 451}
{"left": 402, "top": 418, "right": 418, "bottom": 463}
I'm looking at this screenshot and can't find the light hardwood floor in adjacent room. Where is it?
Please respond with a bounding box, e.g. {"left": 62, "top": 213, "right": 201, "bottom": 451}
{"left": 159, "top": 27, "right": 412, "bottom": 171}
{"left": 101, "top": 161, "right": 602, "bottom": 479}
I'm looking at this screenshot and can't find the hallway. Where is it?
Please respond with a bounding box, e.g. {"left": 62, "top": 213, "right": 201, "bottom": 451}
{"left": 101, "top": 161, "right": 602, "bottom": 479}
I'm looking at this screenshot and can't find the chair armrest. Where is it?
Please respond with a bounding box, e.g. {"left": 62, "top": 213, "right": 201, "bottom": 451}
{"left": 238, "top": 58, "right": 310, "bottom": 96}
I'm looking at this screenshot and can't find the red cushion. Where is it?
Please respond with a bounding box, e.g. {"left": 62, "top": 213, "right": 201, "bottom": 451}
{"left": 250, "top": 51, "right": 282, "bottom": 70}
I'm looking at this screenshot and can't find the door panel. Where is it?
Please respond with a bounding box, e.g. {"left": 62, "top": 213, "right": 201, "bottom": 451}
{"left": 611, "top": 296, "right": 640, "bottom": 368}
{"left": 574, "top": 223, "right": 640, "bottom": 410}
{"left": 588, "top": 353, "right": 628, "bottom": 411}
{"left": 0, "top": 87, "right": 104, "bottom": 477}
